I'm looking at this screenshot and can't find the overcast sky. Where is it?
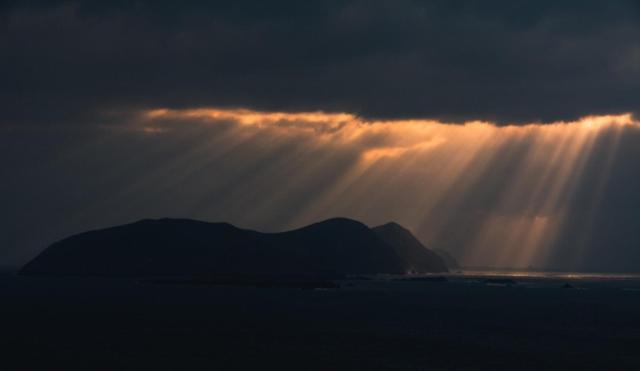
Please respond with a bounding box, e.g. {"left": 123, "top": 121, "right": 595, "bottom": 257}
{"left": 3, "top": 0, "right": 640, "bottom": 125}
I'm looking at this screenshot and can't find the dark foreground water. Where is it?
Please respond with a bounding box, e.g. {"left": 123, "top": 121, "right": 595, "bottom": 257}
{"left": 1, "top": 271, "right": 639, "bottom": 370}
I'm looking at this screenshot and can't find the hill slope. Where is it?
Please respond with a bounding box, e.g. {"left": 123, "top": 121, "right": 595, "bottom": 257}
{"left": 434, "top": 249, "right": 460, "bottom": 270}
{"left": 373, "top": 222, "right": 448, "bottom": 273}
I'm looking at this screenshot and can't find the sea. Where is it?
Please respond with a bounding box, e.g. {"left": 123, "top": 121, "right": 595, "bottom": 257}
{"left": 1, "top": 269, "right": 639, "bottom": 370}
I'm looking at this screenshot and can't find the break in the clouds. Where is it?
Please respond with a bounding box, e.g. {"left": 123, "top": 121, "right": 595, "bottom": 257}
{"left": 3, "top": 0, "right": 640, "bottom": 126}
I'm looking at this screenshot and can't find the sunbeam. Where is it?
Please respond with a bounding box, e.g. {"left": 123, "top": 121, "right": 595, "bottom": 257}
{"left": 115, "top": 108, "right": 639, "bottom": 269}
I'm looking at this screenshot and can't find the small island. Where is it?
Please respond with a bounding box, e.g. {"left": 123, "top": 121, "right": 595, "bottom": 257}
{"left": 20, "top": 218, "right": 456, "bottom": 281}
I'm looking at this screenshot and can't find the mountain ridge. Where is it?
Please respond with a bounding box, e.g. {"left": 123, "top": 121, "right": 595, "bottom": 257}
{"left": 20, "top": 217, "right": 452, "bottom": 278}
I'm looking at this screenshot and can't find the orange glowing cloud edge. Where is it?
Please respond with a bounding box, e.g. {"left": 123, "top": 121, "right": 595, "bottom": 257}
{"left": 142, "top": 107, "right": 638, "bottom": 128}
{"left": 137, "top": 107, "right": 639, "bottom": 159}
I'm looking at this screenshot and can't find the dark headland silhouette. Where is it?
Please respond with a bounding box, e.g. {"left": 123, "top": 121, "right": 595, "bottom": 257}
{"left": 372, "top": 222, "right": 448, "bottom": 273}
{"left": 20, "top": 217, "right": 454, "bottom": 278}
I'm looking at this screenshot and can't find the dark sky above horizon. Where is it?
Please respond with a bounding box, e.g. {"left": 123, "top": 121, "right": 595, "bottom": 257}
{"left": 2, "top": 1, "right": 640, "bottom": 271}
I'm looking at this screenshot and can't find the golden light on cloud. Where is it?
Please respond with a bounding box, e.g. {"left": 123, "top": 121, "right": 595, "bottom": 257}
{"left": 133, "top": 107, "right": 640, "bottom": 269}
{"left": 144, "top": 108, "right": 357, "bottom": 131}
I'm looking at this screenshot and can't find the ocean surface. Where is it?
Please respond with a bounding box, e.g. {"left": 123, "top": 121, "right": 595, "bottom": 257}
{"left": 1, "top": 270, "right": 639, "bottom": 370}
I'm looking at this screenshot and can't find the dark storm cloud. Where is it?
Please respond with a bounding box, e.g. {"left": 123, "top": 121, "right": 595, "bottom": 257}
{"left": 2, "top": 0, "right": 640, "bottom": 125}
